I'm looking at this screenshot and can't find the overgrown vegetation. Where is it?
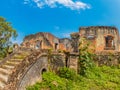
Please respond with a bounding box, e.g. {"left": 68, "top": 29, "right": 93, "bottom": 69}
{"left": 26, "top": 38, "right": 120, "bottom": 90}
{"left": 78, "top": 38, "right": 95, "bottom": 76}
{"left": 27, "top": 66, "right": 120, "bottom": 90}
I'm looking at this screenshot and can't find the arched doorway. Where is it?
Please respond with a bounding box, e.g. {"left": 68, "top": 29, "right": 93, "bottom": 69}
{"left": 54, "top": 43, "right": 58, "bottom": 50}
{"left": 41, "top": 68, "right": 47, "bottom": 74}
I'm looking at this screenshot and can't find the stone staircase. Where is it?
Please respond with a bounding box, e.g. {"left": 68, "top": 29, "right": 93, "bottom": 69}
{"left": 0, "top": 50, "right": 31, "bottom": 89}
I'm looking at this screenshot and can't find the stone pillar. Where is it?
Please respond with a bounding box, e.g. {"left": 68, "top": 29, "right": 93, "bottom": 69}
{"left": 69, "top": 54, "right": 79, "bottom": 73}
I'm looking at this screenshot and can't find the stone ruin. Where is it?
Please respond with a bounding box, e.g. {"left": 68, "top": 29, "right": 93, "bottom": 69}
{"left": 0, "top": 26, "right": 120, "bottom": 90}
{"left": 21, "top": 32, "right": 72, "bottom": 52}
{"left": 71, "top": 26, "right": 119, "bottom": 53}
{"left": 21, "top": 26, "right": 120, "bottom": 67}
{"left": 22, "top": 26, "right": 119, "bottom": 53}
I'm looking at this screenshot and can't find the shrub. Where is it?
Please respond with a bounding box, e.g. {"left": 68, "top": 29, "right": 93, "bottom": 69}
{"left": 58, "top": 67, "right": 78, "bottom": 81}
{"left": 26, "top": 72, "right": 71, "bottom": 90}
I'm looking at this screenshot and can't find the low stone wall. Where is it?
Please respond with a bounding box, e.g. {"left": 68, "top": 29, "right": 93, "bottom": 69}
{"left": 95, "top": 53, "right": 120, "bottom": 66}
{"left": 50, "top": 54, "right": 65, "bottom": 72}
{"left": 68, "top": 52, "right": 120, "bottom": 73}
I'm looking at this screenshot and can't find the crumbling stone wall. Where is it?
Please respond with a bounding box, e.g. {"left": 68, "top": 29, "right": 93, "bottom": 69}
{"left": 95, "top": 52, "right": 120, "bottom": 66}
{"left": 4, "top": 50, "right": 48, "bottom": 90}
{"left": 79, "top": 26, "right": 119, "bottom": 52}
{"left": 50, "top": 54, "right": 65, "bottom": 72}
{"left": 22, "top": 32, "right": 72, "bottom": 51}
{"left": 4, "top": 50, "right": 66, "bottom": 90}
{"left": 17, "top": 56, "right": 48, "bottom": 90}
{"left": 59, "top": 38, "right": 72, "bottom": 51}
{"left": 22, "top": 32, "right": 59, "bottom": 50}
{"left": 70, "top": 33, "right": 80, "bottom": 52}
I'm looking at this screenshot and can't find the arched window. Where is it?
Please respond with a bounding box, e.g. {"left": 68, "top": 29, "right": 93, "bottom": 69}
{"left": 35, "top": 40, "right": 42, "bottom": 49}
{"left": 104, "top": 35, "right": 115, "bottom": 50}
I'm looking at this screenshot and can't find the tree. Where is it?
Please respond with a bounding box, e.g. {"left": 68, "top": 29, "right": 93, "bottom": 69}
{"left": 0, "top": 16, "right": 17, "bottom": 58}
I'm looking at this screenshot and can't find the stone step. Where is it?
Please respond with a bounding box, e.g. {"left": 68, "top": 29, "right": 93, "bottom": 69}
{"left": 6, "top": 61, "right": 19, "bottom": 66}
{"left": 10, "top": 58, "right": 23, "bottom": 62}
{"left": 1, "top": 65, "right": 14, "bottom": 69}
{"left": 0, "top": 80, "right": 6, "bottom": 89}
{"left": 0, "top": 74, "right": 8, "bottom": 83}
{"left": 0, "top": 68, "right": 10, "bottom": 76}
{"left": 10, "top": 60, "right": 22, "bottom": 63}
{"left": 5, "top": 62, "right": 16, "bottom": 66}
{"left": 12, "top": 56, "right": 26, "bottom": 59}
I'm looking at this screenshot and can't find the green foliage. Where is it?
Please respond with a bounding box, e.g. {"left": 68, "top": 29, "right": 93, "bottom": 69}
{"left": 85, "top": 65, "right": 120, "bottom": 90}
{"left": 58, "top": 67, "right": 78, "bottom": 81}
{"left": 78, "top": 38, "right": 95, "bottom": 76}
{"left": 26, "top": 72, "right": 73, "bottom": 90}
{"left": 26, "top": 38, "right": 120, "bottom": 90}
{"left": 0, "top": 16, "right": 17, "bottom": 58}
{"left": 26, "top": 66, "right": 120, "bottom": 90}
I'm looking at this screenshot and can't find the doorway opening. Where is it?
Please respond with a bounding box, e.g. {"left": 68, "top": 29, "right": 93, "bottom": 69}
{"left": 55, "top": 43, "right": 58, "bottom": 50}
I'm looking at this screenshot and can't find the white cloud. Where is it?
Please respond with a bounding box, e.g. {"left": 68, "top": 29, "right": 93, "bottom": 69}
{"left": 24, "top": 0, "right": 90, "bottom": 10}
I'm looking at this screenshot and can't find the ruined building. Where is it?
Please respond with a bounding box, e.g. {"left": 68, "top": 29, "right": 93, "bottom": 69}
{"left": 22, "top": 32, "right": 72, "bottom": 51}
{"left": 22, "top": 26, "right": 119, "bottom": 52}
{"left": 71, "top": 26, "right": 119, "bottom": 52}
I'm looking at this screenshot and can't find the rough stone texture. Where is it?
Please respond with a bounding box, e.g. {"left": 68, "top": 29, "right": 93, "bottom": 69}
{"left": 22, "top": 32, "right": 72, "bottom": 51}
{"left": 1, "top": 48, "right": 120, "bottom": 90}
{"left": 59, "top": 38, "right": 72, "bottom": 51}
{"left": 69, "top": 54, "right": 78, "bottom": 72}
{"left": 4, "top": 50, "right": 47, "bottom": 90}
{"left": 2, "top": 49, "right": 66, "bottom": 90}
{"left": 95, "top": 51, "right": 120, "bottom": 66}
{"left": 79, "top": 26, "right": 119, "bottom": 52}
{"left": 22, "top": 32, "right": 59, "bottom": 50}
{"left": 17, "top": 56, "right": 48, "bottom": 90}
{"left": 50, "top": 54, "right": 65, "bottom": 72}
{"left": 70, "top": 33, "right": 80, "bottom": 52}
{"left": 1, "top": 26, "right": 120, "bottom": 90}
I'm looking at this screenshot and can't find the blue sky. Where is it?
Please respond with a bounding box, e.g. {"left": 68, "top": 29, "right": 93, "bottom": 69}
{"left": 0, "top": 0, "right": 120, "bottom": 44}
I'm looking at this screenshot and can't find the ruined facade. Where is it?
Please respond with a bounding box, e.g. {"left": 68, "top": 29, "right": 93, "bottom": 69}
{"left": 71, "top": 26, "right": 119, "bottom": 52}
{"left": 22, "top": 32, "right": 72, "bottom": 51}
{"left": 59, "top": 38, "right": 72, "bottom": 51}
{"left": 22, "top": 26, "right": 119, "bottom": 52}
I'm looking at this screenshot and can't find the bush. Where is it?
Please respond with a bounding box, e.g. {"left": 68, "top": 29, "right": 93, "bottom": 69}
{"left": 27, "top": 66, "right": 120, "bottom": 90}
{"left": 26, "top": 72, "right": 73, "bottom": 90}
{"left": 58, "top": 67, "right": 78, "bottom": 81}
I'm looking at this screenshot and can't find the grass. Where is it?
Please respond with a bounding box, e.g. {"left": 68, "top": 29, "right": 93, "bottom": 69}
{"left": 26, "top": 65, "right": 120, "bottom": 90}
